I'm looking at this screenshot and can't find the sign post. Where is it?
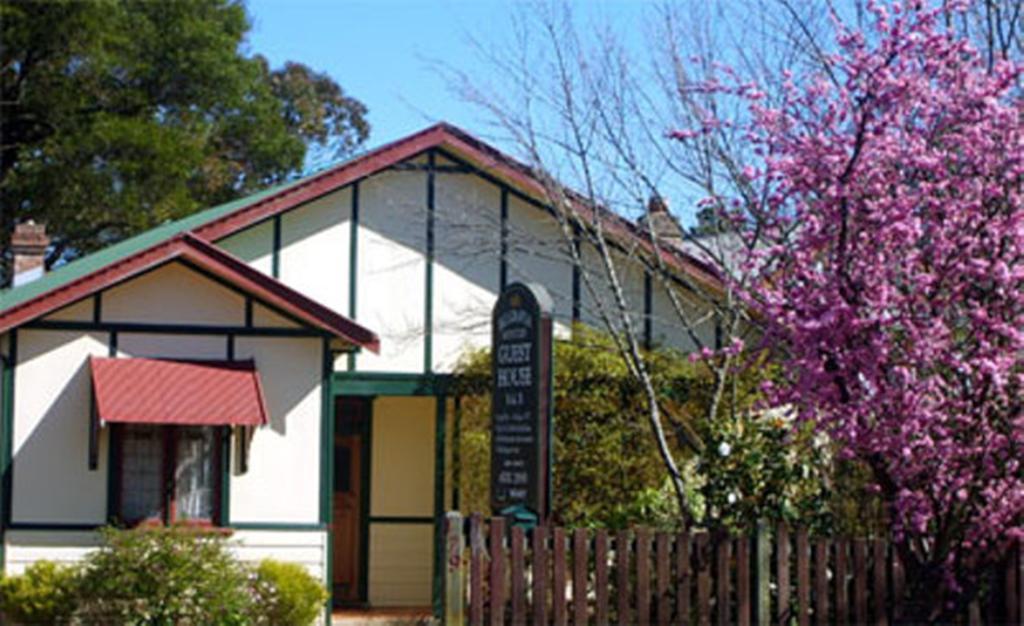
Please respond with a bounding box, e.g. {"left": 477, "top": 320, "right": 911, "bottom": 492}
{"left": 490, "top": 282, "right": 554, "bottom": 527}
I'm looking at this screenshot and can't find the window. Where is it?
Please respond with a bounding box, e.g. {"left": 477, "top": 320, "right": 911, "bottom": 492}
{"left": 115, "top": 425, "right": 222, "bottom": 525}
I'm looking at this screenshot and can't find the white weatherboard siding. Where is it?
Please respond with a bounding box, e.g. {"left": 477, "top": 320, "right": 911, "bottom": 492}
{"left": 5, "top": 530, "right": 327, "bottom": 583}
{"left": 4, "top": 531, "right": 100, "bottom": 575}
{"left": 280, "top": 187, "right": 351, "bottom": 316}
{"left": 230, "top": 530, "right": 328, "bottom": 581}
{"left": 367, "top": 396, "right": 435, "bottom": 606}
{"left": 231, "top": 337, "right": 322, "bottom": 524}
{"left": 433, "top": 172, "right": 501, "bottom": 371}
{"left": 12, "top": 330, "right": 109, "bottom": 523}
{"left": 368, "top": 524, "right": 433, "bottom": 606}
{"left": 355, "top": 170, "right": 427, "bottom": 373}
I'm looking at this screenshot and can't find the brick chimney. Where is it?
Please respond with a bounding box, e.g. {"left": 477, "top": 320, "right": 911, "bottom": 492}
{"left": 11, "top": 221, "right": 49, "bottom": 287}
{"left": 638, "top": 196, "right": 684, "bottom": 248}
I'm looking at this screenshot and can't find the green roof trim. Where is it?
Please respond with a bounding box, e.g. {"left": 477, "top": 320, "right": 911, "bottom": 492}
{"left": 0, "top": 172, "right": 319, "bottom": 314}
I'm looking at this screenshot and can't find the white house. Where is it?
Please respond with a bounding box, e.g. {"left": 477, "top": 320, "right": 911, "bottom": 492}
{"left": 0, "top": 123, "right": 720, "bottom": 616}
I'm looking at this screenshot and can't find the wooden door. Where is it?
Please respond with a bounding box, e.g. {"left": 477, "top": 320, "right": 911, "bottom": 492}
{"left": 333, "top": 398, "right": 368, "bottom": 605}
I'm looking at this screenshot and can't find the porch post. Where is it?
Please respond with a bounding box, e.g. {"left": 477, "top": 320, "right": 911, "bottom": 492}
{"left": 432, "top": 392, "right": 447, "bottom": 619}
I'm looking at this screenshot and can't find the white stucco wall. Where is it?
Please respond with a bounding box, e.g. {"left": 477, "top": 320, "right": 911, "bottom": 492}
{"left": 11, "top": 330, "right": 109, "bottom": 523}
{"left": 231, "top": 336, "right": 322, "bottom": 524}
{"left": 280, "top": 187, "right": 352, "bottom": 316}
{"left": 4, "top": 261, "right": 328, "bottom": 582}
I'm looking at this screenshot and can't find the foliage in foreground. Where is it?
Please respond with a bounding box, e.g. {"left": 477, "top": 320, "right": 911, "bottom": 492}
{"left": 453, "top": 325, "right": 867, "bottom": 534}
{"left": 0, "top": 526, "right": 327, "bottom": 625}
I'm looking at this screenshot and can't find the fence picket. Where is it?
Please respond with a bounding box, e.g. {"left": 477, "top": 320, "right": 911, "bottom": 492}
{"left": 533, "top": 526, "right": 548, "bottom": 626}
{"left": 796, "top": 528, "right": 811, "bottom": 626}
{"left": 469, "top": 513, "right": 484, "bottom": 626}
{"left": 853, "top": 539, "right": 867, "bottom": 626}
{"left": 510, "top": 526, "right": 526, "bottom": 625}
{"left": 677, "top": 529, "right": 691, "bottom": 624}
{"left": 637, "top": 528, "right": 651, "bottom": 626}
{"left": 814, "top": 538, "right": 829, "bottom": 626}
{"left": 873, "top": 538, "right": 887, "bottom": 626}
{"left": 489, "top": 518, "right": 506, "bottom": 626}
{"left": 736, "top": 534, "right": 751, "bottom": 626}
{"left": 696, "top": 532, "right": 711, "bottom": 626}
{"left": 716, "top": 536, "right": 731, "bottom": 626}
{"left": 572, "top": 528, "right": 587, "bottom": 625}
{"left": 553, "top": 527, "right": 567, "bottom": 626}
{"left": 617, "top": 529, "right": 631, "bottom": 626}
{"left": 595, "top": 529, "right": 609, "bottom": 626}
{"left": 835, "top": 539, "right": 848, "bottom": 626}
{"left": 777, "top": 524, "right": 791, "bottom": 626}
{"left": 656, "top": 532, "right": 670, "bottom": 626}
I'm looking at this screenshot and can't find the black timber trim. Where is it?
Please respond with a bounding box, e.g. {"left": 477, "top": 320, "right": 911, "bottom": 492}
{"left": 431, "top": 393, "right": 447, "bottom": 619}
{"left": 347, "top": 182, "right": 360, "bottom": 371}
{"left": 271, "top": 214, "right": 282, "bottom": 279}
{"left": 572, "top": 222, "right": 582, "bottom": 324}
{"left": 93, "top": 294, "right": 102, "bottom": 323}
{"left": 368, "top": 516, "right": 435, "bottom": 525}
{"left": 643, "top": 271, "right": 653, "bottom": 350}
{"left": 500, "top": 188, "right": 509, "bottom": 291}
{"left": 390, "top": 163, "right": 472, "bottom": 173}
{"left": 424, "top": 151, "right": 436, "bottom": 374}
{"left": 25, "top": 320, "right": 329, "bottom": 337}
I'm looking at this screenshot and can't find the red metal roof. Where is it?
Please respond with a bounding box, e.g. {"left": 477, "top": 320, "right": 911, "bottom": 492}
{"left": 90, "top": 356, "right": 269, "bottom": 426}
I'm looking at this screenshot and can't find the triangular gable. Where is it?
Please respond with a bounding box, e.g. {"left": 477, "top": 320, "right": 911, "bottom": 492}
{"left": 0, "top": 122, "right": 720, "bottom": 330}
{"left": 0, "top": 233, "right": 379, "bottom": 352}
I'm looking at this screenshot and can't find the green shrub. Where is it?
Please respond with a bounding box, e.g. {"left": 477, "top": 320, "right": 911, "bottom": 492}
{"left": 72, "top": 525, "right": 254, "bottom": 625}
{"left": 0, "top": 560, "right": 79, "bottom": 625}
{"left": 250, "top": 559, "right": 327, "bottom": 626}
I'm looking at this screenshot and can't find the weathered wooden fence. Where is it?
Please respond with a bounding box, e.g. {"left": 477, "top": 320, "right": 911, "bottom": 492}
{"left": 443, "top": 512, "right": 1023, "bottom": 626}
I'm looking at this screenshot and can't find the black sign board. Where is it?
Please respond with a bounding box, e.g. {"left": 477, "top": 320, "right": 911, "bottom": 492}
{"left": 491, "top": 282, "right": 554, "bottom": 523}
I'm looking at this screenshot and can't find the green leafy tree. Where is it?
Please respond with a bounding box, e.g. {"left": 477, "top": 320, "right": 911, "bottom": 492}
{"left": 0, "top": 0, "right": 369, "bottom": 279}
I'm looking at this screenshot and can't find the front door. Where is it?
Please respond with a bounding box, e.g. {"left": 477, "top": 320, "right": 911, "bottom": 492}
{"left": 333, "top": 397, "right": 369, "bottom": 605}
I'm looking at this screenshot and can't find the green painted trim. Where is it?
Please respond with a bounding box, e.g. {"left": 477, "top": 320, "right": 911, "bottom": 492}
{"left": 220, "top": 426, "right": 231, "bottom": 526}
{"left": 333, "top": 372, "right": 453, "bottom": 397}
{"left": 358, "top": 398, "right": 372, "bottom": 604}
{"left": 93, "top": 293, "right": 102, "bottom": 323}
{"left": 0, "top": 331, "right": 15, "bottom": 568}
{"left": 452, "top": 395, "right": 462, "bottom": 512}
{"left": 226, "top": 335, "right": 236, "bottom": 360}
{"left": 431, "top": 394, "right": 447, "bottom": 619}
{"left": 244, "top": 297, "right": 254, "bottom": 327}
{"left": 26, "top": 320, "right": 327, "bottom": 338}
{"left": 348, "top": 182, "right": 360, "bottom": 372}
{"left": 272, "top": 214, "right": 282, "bottom": 279}
{"left": 230, "top": 522, "right": 327, "bottom": 531}
{"left": 500, "top": 188, "right": 509, "bottom": 290}
{"left": 368, "top": 516, "right": 434, "bottom": 525}
{"left": 106, "top": 332, "right": 117, "bottom": 522}
{"left": 320, "top": 339, "right": 335, "bottom": 526}
{"left": 424, "top": 151, "right": 436, "bottom": 374}
{"left": 319, "top": 339, "right": 336, "bottom": 615}
{"left": 7, "top": 522, "right": 103, "bottom": 532}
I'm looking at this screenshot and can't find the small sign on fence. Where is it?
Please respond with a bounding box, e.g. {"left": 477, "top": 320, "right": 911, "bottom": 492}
{"left": 490, "top": 282, "right": 553, "bottom": 525}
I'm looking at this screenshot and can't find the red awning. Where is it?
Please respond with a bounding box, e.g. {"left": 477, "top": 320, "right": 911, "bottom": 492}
{"left": 90, "top": 357, "right": 269, "bottom": 426}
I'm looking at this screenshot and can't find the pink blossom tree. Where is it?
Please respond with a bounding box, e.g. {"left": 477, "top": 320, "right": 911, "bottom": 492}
{"left": 691, "top": 1, "right": 1023, "bottom": 619}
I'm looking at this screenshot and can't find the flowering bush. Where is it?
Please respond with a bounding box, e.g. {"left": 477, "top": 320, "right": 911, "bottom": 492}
{"left": 681, "top": 1, "right": 1023, "bottom": 618}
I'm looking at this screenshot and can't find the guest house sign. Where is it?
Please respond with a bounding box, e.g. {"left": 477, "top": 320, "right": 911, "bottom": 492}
{"left": 491, "top": 282, "right": 553, "bottom": 522}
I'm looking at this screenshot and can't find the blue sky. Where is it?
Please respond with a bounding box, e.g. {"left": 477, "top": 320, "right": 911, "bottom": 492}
{"left": 245, "top": 0, "right": 654, "bottom": 160}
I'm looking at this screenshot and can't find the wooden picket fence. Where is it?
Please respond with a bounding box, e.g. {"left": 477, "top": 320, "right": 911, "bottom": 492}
{"left": 443, "top": 512, "right": 1023, "bottom": 626}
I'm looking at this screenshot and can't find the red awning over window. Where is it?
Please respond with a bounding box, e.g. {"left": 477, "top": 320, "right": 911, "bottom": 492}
{"left": 90, "top": 357, "right": 269, "bottom": 426}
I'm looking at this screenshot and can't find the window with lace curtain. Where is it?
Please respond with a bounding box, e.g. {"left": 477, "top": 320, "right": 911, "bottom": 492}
{"left": 115, "top": 424, "right": 222, "bottom": 525}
